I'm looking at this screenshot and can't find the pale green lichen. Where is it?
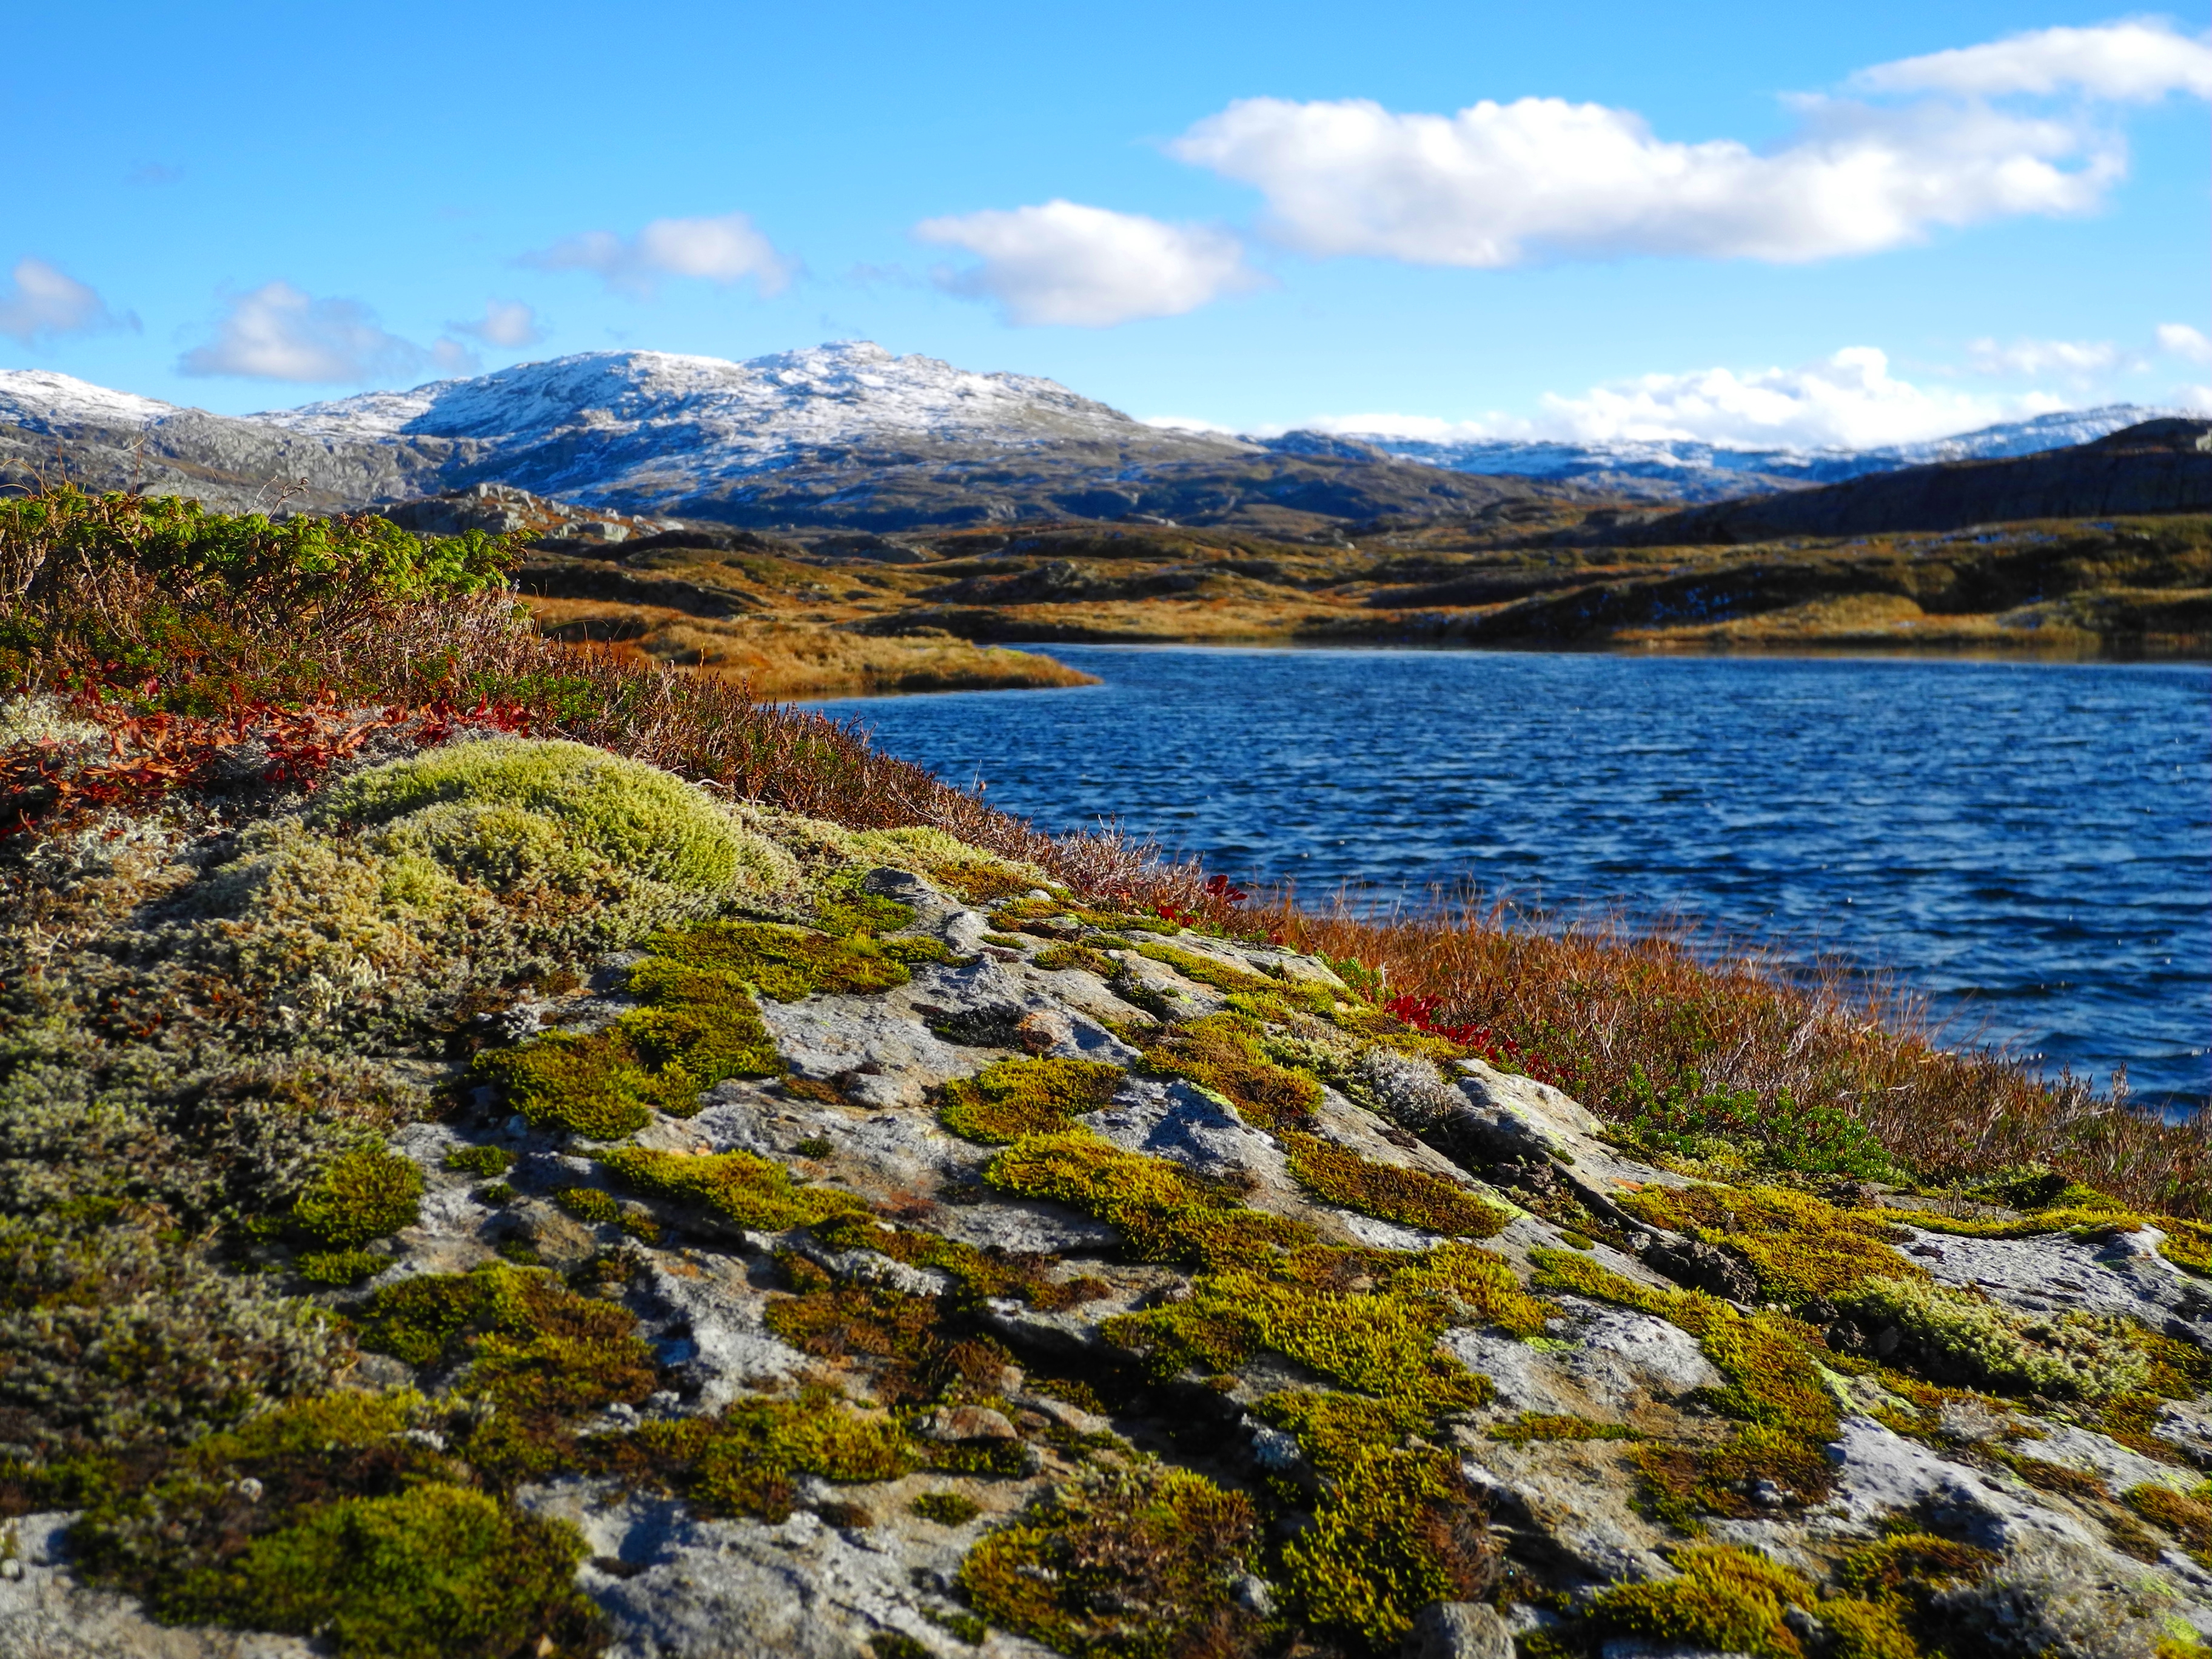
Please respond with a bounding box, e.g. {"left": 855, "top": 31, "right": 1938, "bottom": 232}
{"left": 1834, "top": 1276, "right": 2151, "bottom": 1399}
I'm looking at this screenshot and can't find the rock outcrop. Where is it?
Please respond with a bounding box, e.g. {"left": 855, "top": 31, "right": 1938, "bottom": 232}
{"left": 2, "top": 722, "right": 2206, "bottom": 1658}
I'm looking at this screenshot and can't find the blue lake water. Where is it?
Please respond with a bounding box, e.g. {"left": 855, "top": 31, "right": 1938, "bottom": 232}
{"left": 808, "top": 646, "right": 2212, "bottom": 1113}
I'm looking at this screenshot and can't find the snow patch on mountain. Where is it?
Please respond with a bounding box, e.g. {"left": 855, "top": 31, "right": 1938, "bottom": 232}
{"left": 256, "top": 343, "right": 1208, "bottom": 466}
{"left": 1287, "top": 404, "right": 2174, "bottom": 496}
{"left": 0, "top": 369, "right": 181, "bottom": 432}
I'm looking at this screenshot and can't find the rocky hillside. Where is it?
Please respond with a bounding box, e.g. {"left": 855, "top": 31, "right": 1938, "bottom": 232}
{"left": 0, "top": 347, "right": 1574, "bottom": 537}
{"left": 2, "top": 714, "right": 2210, "bottom": 1659}
{"left": 1604, "top": 420, "right": 2212, "bottom": 545}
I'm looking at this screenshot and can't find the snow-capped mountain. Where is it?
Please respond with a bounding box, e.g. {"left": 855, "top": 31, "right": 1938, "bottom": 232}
{"left": 1265, "top": 406, "right": 2171, "bottom": 501}
{"left": 0, "top": 342, "right": 2178, "bottom": 529}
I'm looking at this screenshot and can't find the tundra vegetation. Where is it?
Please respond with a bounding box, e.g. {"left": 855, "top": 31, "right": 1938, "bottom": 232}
{"left": 0, "top": 485, "right": 2207, "bottom": 1659}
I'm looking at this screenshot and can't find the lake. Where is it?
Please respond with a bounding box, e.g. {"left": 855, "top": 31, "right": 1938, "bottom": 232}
{"left": 808, "top": 646, "right": 2212, "bottom": 1113}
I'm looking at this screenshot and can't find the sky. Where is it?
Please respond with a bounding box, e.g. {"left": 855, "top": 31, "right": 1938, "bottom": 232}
{"left": 1, "top": 0, "right": 2205, "bottom": 450}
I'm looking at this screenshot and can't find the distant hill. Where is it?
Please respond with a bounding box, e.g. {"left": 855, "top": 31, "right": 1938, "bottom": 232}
{"left": 1282, "top": 405, "right": 2176, "bottom": 503}
{"left": 0, "top": 346, "right": 1573, "bottom": 537}
{"left": 1597, "top": 418, "right": 2212, "bottom": 544}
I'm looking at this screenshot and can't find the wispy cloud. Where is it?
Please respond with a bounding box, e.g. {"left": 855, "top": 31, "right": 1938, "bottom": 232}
{"left": 915, "top": 200, "right": 1261, "bottom": 327}
{"left": 179, "top": 282, "right": 437, "bottom": 383}
{"left": 1964, "top": 336, "right": 2123, "bottom": 378}
{"left": 0, "top": 258, "right": 138, "bottom": 347}
{"left": 522, "top": 212, "right": 794, "bottom": 298}
{"left": 1168, "top": 19, "right": 2207, "bottom": 269}
{"left": 448, "top": 299, "right": 549, "bottom": 349}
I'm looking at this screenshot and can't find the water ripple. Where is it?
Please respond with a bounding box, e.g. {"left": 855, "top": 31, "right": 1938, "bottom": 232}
{"left": 810, "top": 646, "right": 2211, "bottom": 1112}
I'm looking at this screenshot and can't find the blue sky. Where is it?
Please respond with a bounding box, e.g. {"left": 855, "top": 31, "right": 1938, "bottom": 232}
{"left": 1, "top": 0, "right": 2205, "bottom": 447}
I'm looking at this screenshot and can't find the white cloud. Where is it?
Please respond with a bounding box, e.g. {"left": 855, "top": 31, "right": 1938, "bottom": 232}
{"left": 523, "top": 212, "right": 793, "bottom": 298}
{"left": 0, "top": 258, "right": 136, "bottom": 346}
{"left": 1851, "top": 19, "right": 2212, "bottom": 101}
{"left": 179, "top": 282, "right": 432, "bottom": 383}
{"left": 1279, "top": 348, "right": 2065, "bottom": 451}
{"left": 1965, "top": 335, "right": 2122, "bottom": 377}
{"left": 1173, "top": 93, "right": 2122, "bottom": 267}
{"left": 914, "top": 200, "right": 1259, "bottom": 326}
{"left": 1169, "top": 21, "right": 2212, "bottom": 270}
{"left": 2156, "top": 322, "right": 2212, "bottom": 364}
{"left": 449, "top": 299, "right": 548, "bottom": 348}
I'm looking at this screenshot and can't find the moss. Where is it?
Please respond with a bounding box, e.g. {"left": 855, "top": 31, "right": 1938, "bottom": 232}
{"left": 794, "top": 1136, "right": 834, "bottom": 1158}
{"left": 2128, "top": 1483, "right": 2212, "bottom": 1566}
{"left": 296, "top": 1248, "right": 390, "bottom": 1285}
{"left": 443, "top": 1145, "right": 512, "bottom": 1178}
{"left": 589, "top": 1389, "right": 915, "bottom": 1523}
{"left": 1590, "top": 1545, "right": 1811, "bottom": 1658}
{"left": 1836, "top": 1530, "right": 1999, "bottom": 1597}
{"left": 1140, "top": 1015, "right": 1324, "bottom": 1132}
{"left": 1281, "top": 1445, "right": 1496, "bottom": 1651}
{"left": 1529, "top": 1248, "right": 1841, "bottom": 1521}
{"left": 290, "top": 1142, "right": 422, "bottom": 1247}
{"left": 763, "top": 1269, "right": 1015, "bottom": 1407}
{"left": 555, "top": 1186, "right": 621, "bottom": 1226}
{"left": 1614, "top": 1181, "right": 1920, "bottom": 1304}
{"left": 474, "top": 1027, "right": 700, "bottom": 1139}
{"left": 162, "top": 1483, "right": 597, "bottom": 1659}
{"left": 1131, "top": 941, "right": 1282, "bottom": 996}
{"left": 983, "top": 1131, "right": 1309, "bottom": 1268}
{"left": 1279, "top": 1131, "right": 1507, "bottom": 1238}
{"left": 478, "top": 1181, "right": 515, "bottom": 1205}
{"left": 937, "top": 1057, "right": 1127, "bottom": 1144}
{"left": 599, "top": 1145, "right": 865, "bottom": 1231}
{"left": 74, "top": 1390, "right": 602, "bottom": 1658}
{"left": 1834, "top": 1276, "right": 2150, "bottom": 1399}
{"left": 318, "top": 736, "right": 781, "bottom": 899}
{"left": 912, "top": 1490, "right": 983, "bottom": 1525}
{"left": 959, "top": 1458, "right": 1267, "bottom": 1659}
{"left": 812, "top": 1212, "right": 1104, "bottom": 1311}
{"left": 353, "top": 1264, "right": 657, "bottom": 1426}
{"left": 1033, "top": 942, "right": 1119, "bottom": 976}
{"left": 870, "top": 1635, "right": 931, "bottom": 1659}
{"left": 648, "top": 917, "right": 911, "bottom": 1002}
{"left": 1487, "top": 1412, "right": 1641, "bottom": 1446}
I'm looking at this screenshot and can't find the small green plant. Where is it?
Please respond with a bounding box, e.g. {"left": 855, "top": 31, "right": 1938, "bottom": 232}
{"left": 556, "top": 1187, "right": 622, "bottom": 1226}
{"left": 295, "top": 1248, "right": 390, "bottom": 1285}
{"left": 1280, "top": 1131, "right": 1507, "bottom": 1237}
{"left": 443, "top": 1146, "right": 512, "bottom": 1178}
{"left": 598, "top": 1146, "right": 866, "bottom": 1231}
{"left": 793, "top": 1137, "right": 834, "bottom": 1158}
{"left": 910, "top": 1490, "right": 983, "bottom": 1526}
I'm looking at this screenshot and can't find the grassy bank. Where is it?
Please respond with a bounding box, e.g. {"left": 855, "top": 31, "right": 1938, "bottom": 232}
{"left": 514, "top": 514, "right": 2212, "bottom": 663}
{"left": 4, "top": 486, "right": 2202, "bottom": 1216}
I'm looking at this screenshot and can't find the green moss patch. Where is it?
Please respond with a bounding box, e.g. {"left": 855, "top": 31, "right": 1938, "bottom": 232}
{"left": 984, "top": 1130, "right": 1309, "bottom": 1267}
{"left": 1834, "top": 1276, "right": 2150, "bottom": 1400}
{"left": 290, "top": 1142, "right": 422, "bottom": 1247}
{"left": 1531, "top": 1248, "right": 1842, "bottom": 1523}
{"left": 1140, "top": 1016, "right": 1324, "bottom": 1132}
{"left": 959, "top": 1458, "right": 1268, "bottom": 1659}
{"left": 1614, "top": 1181, "right": 1918, "bottom": 1304}
{"left": 647, "top": 917, "right": 913, "bottom": 1002}
{"left": 353, "top": 1264, "right": 657, "bottom": 1426}
{"left": 911, "top": 1490, "right": 983, "bottom": 1526}
{"left": 1590, "top": 1545, "right": 1820, "bottom": 1659}
{"left": 765, "top": 1258, "right": 1018, "bottom": 1409}
{"left": 1280, "top": 1131, "right": 1507, "bottom": 1238}
{"left": 599, "top": 1145, "right": 865, "bottom": 1231}
{"left": 1132, "top": 941, "right": 1282, "bottom": 996}
{"left": 811, "top": 1212, "right": 1105, "bottom": 1311}
{"left": 937, "top": 1056, "right": 1127, "bottom": 1144}
{"left": 318, "top": 737, "right": 774, "bottom": 899}
{"left": 588, "top": 1388, "right": 914, "bottom": 1523}
{"left": 1281, "top": 1444, "right": 1496, "bottom": 1650}
{"left": 443, "top": 1145, "right": 512, "bottom": 1178}
{"left": 74, "top": 1392, "right": 602, "bottom": 1659}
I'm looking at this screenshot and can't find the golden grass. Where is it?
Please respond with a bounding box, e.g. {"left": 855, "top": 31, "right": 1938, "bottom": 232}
{"left": 522, "top": 597, "right": 1095, "bottom": 697}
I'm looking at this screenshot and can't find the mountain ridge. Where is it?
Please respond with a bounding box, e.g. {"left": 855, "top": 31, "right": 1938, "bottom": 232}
{"left": 0, "top": 343, "right": 2184, "bottom": 528}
